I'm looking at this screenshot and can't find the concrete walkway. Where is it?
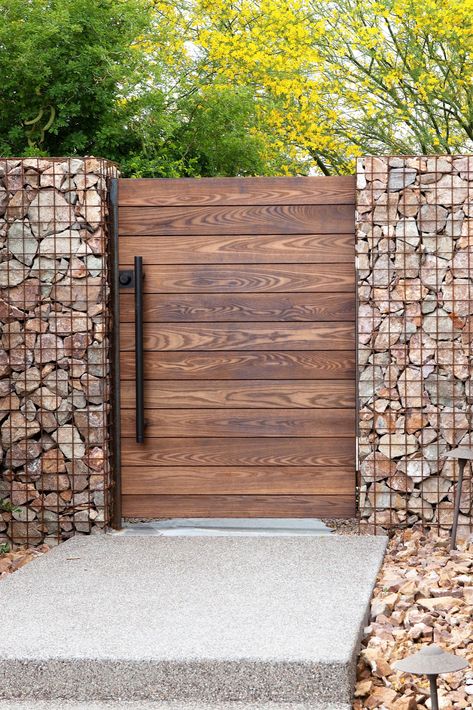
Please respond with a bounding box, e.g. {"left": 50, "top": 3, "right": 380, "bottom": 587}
{"left": 0, "top": 534, "right": 386, "bottom": 706}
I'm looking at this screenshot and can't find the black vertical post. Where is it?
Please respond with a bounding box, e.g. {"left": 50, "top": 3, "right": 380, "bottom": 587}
{"left": 109, "top": 178, "right": 122, "bottom": 527}
{"left": 135, "top": 256, "right": 145, "bottom": 443}
{"left": 450, "top": 458, "right": 465, "bottom": 551}
{"left": 428, "top": 675, "right": 439, "bottom": 710}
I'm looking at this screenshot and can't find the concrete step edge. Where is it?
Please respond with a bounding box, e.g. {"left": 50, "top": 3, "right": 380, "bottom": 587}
{"left": 0, "top": 702, "right": 352, "bottom": 710}
{"left": 0, "top": 657, "right": 353, "bottom": 705}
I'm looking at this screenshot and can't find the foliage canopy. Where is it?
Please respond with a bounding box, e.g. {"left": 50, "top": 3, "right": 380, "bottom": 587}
{"left": 0, "top": 0, "right": 472, "bottom": 175}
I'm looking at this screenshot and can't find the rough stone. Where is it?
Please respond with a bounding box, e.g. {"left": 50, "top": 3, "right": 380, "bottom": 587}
{"left": 388, "top": 168, "right": 417, "bottom": 191}
{"left": 441, "top": 279, "right": 473, "bottom": 316}
{"left": 33, "top": 333, "right": 65, "bottom": 364}
{"left": 422, "top": 308, "right": 457, "bottom": 340}
{"left": 417, "top": 203, "right": 448, "bottom": 233}
{"left": 43, "top": 369, "right": 70, "bottom": 397}
{"left": 373, "top": 316, "right": 403, "bottom": 350}
{"left": 394, "top": 217, "right": 419, "bottom": 245}
{"left": 424, "top": 174, "right": 469, "bottom": 205}
{"left": 30, "top": 387, "right": 63, "bottom": 411}
{"left": 451, "top": 247, "right": 473, "bottom": 278}
{"left": 6, "top": 221, "right": 38, "bottom": 266}
{"left": 28, "top": 189, "right": 72, "bottom": 237}
{"left": 1, "top": 412, "right": 40, "bottom": 445}
{"left": 360, "top": 451, "right": 396, "bottom": 482}
{"left": 420, "top": 476, "right": 452, "bottom": 504}
{"left": 424, "top": 373, "right": 464, "bottom": 407}
{"left": 421, "top": 234, "right": 454, "bottom": 259}
{"left": 397, "top": 188, "right": 423, "bottom": 217}
{"left": 378, "top": 433, "right": 418, "bottom": 458}
{"left": 40, "top": 447, "right": 67, "bottom": 474}
{"left": 48, "top": 310, "right": 92, "bottom": 336}
{"left": 419, "top": 253, "right": 448, "bottom": 289}
{"left": 0, "top": 259, "right": 29, "bottom": 288}
{"left": 52, "top": 425, "right": 85, "bottom": 459}
{"left": 39, "top": 229, "right": 82, "bottom": 257}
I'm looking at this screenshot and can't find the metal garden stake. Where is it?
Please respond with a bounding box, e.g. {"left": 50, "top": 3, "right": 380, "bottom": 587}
{"left": 394, "top": 645, "right": 468, "bottom": 710}
{"left": 442, "top": 447, "right": 473, "bottom": 550}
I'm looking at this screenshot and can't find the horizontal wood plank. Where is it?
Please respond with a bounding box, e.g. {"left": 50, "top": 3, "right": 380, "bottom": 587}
{"left": 120, "top": 380, "right": 355, "bottom": 409}
{"left": 120, "top": 322, "right": 355, "bottom": 351}
{"left": 119, "top": 293, "right": 355, "bottom": 323}
{"left": 121, "top": 438, "right": 354, "bottom": 467}
{"left": 119, "top": 351, "right": 356, "bottom": 380}
{"left": 119, "top": 234, "right": 354, "bottom": 264}
{"left": 118, "top": 176, "right": 356, "bottom": 206}
{"left": 118, "top": 205, "right": 355, "bottom": 236}
{"left": 122, "top": 494, "right": 356, "bottom": 518}
{"left": 121, "top": 408, "right": 355, "bottom": 437}
{"left": 118, "top": 264, "right": 354, "bottom": 293}
{"left": 121, "top": 466, "right": 354, "bottom": 495}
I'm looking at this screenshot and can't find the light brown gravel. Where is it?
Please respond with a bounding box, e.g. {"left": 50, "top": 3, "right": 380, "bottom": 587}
{"left": 354, "top": 527, "right": 473, "bottom": 709}
{"left": 0, "top": 544, "right": 49, "bottom": 579}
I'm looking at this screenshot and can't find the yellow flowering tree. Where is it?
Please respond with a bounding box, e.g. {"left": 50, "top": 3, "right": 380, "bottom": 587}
{"left": 161, "top": 0, "right": 473, "bottom": 174}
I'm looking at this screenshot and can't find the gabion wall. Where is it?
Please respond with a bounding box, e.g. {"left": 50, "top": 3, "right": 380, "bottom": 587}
{"left": 357, "top": 155, "right": 473, "bottom": 536}
{"left": 0, "top": 157, "right": 117, "bottom": 547}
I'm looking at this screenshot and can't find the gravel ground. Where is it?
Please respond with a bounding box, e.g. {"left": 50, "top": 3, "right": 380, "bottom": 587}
{"left": 354, "top": 527, "right": 473, "bottom": 709}
{"left": 323, "top": 518, "right": 362, "bottom": 535}
{"left": 0, "top": 544, "right": 49, "bottom": 579}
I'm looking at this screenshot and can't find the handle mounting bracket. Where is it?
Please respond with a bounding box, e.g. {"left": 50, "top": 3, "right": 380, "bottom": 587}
{"left": 119, "top": 270, "right": 135, "bottom": 288}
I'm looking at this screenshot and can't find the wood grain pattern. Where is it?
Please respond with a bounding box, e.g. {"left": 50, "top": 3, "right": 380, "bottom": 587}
{"left": 119, "top": 351, "right": 356, "bottom": 380}
{"left": 121, "top": 466, "right": 354, "bottom": 495}
{"left": 122, "top": 494, "right": 356, "bottom": 517}
{"left": 120, "top": 322, "right": 355, "bottom": 351}
{"left": 118, "top": 176, "right": 356, "bottom": 206}
{"left": 120, "top": 380, "right": 354, "bottom": 409}
{"left": 119, "top": 293, "right": 355, "bottom": 323}
{"left": 119, "top": 264, "right": 354, "bottom": 293}
{"left": 121, "top": 438, "right": 354, "bottom": 467}
{"left": 118, "top": 204, "right": 354, "bottom": 236}
{"left": 119, "top": 234, "right": 354, "bottom": 264}
{"left": 120, "top": 408, "right": 356, "bottom": 437}
{"left": 118, "top": 176, "right": 356, "bottom": 520}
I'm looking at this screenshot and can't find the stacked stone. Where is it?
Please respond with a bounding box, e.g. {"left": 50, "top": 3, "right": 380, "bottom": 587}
{"left": 0, "top": 157, "right": 117, "bottom": 546}
{"left": 357, "top": 155, "right": 473, "bottom": 535}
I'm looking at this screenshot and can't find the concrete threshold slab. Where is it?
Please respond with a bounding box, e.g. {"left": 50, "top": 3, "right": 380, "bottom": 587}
{"left": 116, "top": 518, "right": 333, "bottom": 537}
{"left": 0, "top": 535, "right": 386, "bottom": 705}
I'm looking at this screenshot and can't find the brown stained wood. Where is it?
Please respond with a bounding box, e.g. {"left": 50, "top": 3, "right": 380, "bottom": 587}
{"left": 119, "top": 234, "right": 354, "bottom": 264}
{"left": 119, "top": 293, "right": 356, "bottom": 323}
{"left": 120, "top": 322, "right": 355, "bottom": 351}
{"left": 121, "top": 466, "right": 354, "bottom": 495}
{"left": 118, "top": 176, "right": 356, "bottom": 207}
{"left": 118, "top": 204, "right": 354, "bottom": 236}
{"left": 118, "top": 176, "right": 356, "bottom": 519}
{"left": 121, "top": 408, "right": 355, "bottom": 437}
{"left": 121, "top": 438, "right": 354, "bottom": 467}
{"left": 119, "top": 264, "right": 354, "bottom": 293}
{"left": 120, "top": 380, "right": 355, "bottom": 409}
{"left": 122, "top": 494, "right": 356, "bottom": 518}
{"left": 119, "top": 351, "right": 356, "bottom": 381}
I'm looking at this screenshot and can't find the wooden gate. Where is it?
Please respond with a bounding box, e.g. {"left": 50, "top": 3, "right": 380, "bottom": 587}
{"left": 117, "top": 176, "right": 356, "bottom": 519}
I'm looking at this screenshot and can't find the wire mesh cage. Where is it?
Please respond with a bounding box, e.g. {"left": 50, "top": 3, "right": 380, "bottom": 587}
{"left": 357, "top": 155, "right": 473, "bottom": 537}
{"left": 0, "top": 157, "right": 118, "bottom": 547}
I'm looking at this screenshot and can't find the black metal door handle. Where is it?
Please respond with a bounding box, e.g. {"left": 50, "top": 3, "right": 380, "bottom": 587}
{"left": 134, "top": 256, "right": 145, "bottom": 443}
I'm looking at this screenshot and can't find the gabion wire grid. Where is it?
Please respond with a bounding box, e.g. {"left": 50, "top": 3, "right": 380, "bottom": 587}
{"left": 0, "top": 157, "right": 118, "bottom": 547}
{"left": 357, "top": 155, "right": 473, "bottom": 537}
